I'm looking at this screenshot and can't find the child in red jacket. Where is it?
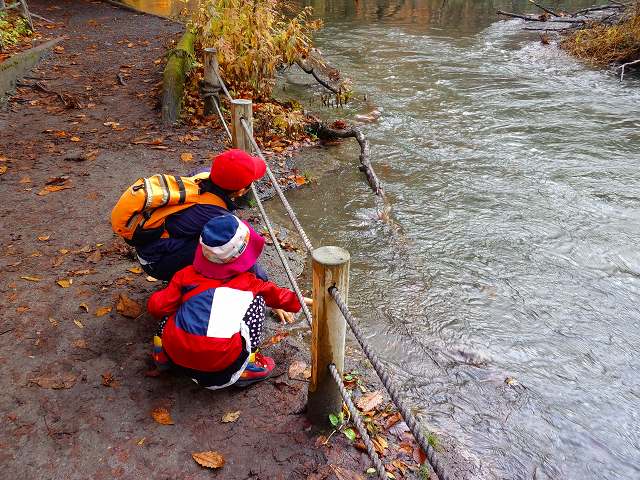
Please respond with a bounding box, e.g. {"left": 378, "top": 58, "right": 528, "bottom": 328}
{"left": 147, "top": 213, "right": 310, "bottom": 389}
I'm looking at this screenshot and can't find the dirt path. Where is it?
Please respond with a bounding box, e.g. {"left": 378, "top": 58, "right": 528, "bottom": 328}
{"left": 0, "top": 1, "right": 371, "bottom": 478}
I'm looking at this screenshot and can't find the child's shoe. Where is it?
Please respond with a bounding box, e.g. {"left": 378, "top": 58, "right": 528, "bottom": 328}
{"left": 235, "top": 352, "right": 275, "bottom": 387}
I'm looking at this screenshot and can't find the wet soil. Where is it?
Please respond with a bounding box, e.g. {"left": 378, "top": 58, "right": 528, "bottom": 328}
{"left": 0, "top": 1, "right": 373, "bottom": 478}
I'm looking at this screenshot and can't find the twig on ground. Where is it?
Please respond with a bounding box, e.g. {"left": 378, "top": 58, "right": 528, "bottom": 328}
{"left": 116, "top": 73, "right": 127, "bottom": 86}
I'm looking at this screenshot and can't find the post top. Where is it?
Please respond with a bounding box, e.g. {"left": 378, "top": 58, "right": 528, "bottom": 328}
{"left": 232, "top": 98, "right": 252, "bottom": 105}
{"left": 312, "top": 246, "right": 350, "bottom": 266}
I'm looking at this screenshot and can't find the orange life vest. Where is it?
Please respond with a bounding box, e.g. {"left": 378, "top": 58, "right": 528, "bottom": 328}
{"left": 111, "top": 172, "right": 227, "bottom": 244}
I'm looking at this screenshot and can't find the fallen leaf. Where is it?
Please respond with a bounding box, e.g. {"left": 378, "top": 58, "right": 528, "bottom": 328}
{"left": 54, "top": 45, "right": 65, "bottom": 53}
{"left": 73, "top": 339, "right": 87, "bottom": 348}
{"left": 371, "top": 435, "right": 388, "bottom": 455}
{"left": 151, "top": 407, "right": 174, "bottom": 425}
{"left": 356, "top": 390, "right": 384, "bottom": 412}
{"left": 145, "top": 275, "right": 158, "bottom": 282}
{"left": 30, "top": 372, "right": 77, "bottom": 389}
{"left": 21, "top": 275, "right": 42, "bottom": 282}
{"left": 48, "top": 317, "right": 59, "bottom": 327}
{"left": 137, "top": 437, "right": 146, "bottom": 446}
{"left": 192, "top": 451, "right": 225, "bottom": 469}
{"left": 37, "top": 235, "right": 50, "bottom": 241}
{"left": 95, "top": 306, "right": 112, "bottom": 317}
{"left": 0, "top": 165, "right": 7, "bottom": 175}
{"left": 17, "top": 306, "right": 30, "bottom": 313}
{"left": 19, "top": 176, "right": 31, "bottom": 183}
{"left": 288, "top": 360, "right": 308, "bottom": 380}
{"left": 70, "top": 136, "right": 81, "bottom": 142}
{"left": 180, "top": 152, "right": 194, "bottom": 162}
{"left": 37, "top": 183, "right": 73, "bottom": 196}
{"left": 59, "top": 248, "right": 69, "bottom": 254}
{"left": 127, "top": 266, "right": 143, "bottom": 274}
{"left": 413, "top": 446, "right": 427, "bottom": 465}
{"left": 74, "top": 319, "right": 84, "bottom": 328}
{"left": 221, "top": 410, "right": 240, "bottom": 423}
{"left": 116, "top": 293, "right": 142, "bottom": 318}
{"left": 265, "top": 330, "right": 289, "bottom": 346}
{"left": 79, "top": 303, "right": 89, "bottom": 312}
{"left": 87, "top": 250, "right": 102, "bottom": 263}
{"left": 56, "top": 279, "right": 73, "bottom": 288}
{"left": 101, "top": 372, "right": 116, "bottom": 387}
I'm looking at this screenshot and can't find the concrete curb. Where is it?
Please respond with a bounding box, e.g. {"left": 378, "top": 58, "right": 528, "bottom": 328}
{"left": 0, "top": 37, "right": 64, "bottom": 103}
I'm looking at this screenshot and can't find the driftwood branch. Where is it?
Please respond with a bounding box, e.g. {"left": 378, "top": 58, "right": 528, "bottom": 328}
{"left": 311, "top": 120, "right": 383, "bottom": 196}
{"left": 619, "top": 58, "right": 640, "bottom": 81}
{"left": 528, "top": 0, "right": 560, "bottom": 17}
{"left": 296, "top": 58, "right": 339, "bottom": 94}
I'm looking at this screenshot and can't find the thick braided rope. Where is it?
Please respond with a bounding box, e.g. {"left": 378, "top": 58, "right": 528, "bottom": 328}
{"left": 328, "top": 364, "right": 387, "bottom": 480}
{"left": 240, "top": 118, "right": 314, "bottom": 253}
{"left": 212, "top": 98, "right": 232, "bottom": 140}
{"left": 329, "top": 287, "right": 450, "bottom": 480}
{"left": 211, "top": 68, "right": 233, "bottom": 102}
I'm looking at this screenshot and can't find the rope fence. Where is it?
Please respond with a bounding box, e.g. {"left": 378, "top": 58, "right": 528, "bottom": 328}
{"left": 205, "top": 64, "right": 449, "bottom": 480}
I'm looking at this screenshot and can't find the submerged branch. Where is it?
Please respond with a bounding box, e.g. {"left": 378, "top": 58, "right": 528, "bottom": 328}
{"left": 312, "top": 120, "right": 383, "bottom": 196}
{"left": 296, "top": 58, "right": 339, "bottom": 94}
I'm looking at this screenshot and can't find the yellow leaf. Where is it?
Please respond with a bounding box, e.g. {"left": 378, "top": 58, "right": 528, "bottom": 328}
{"left": 74, "top": 319, "right": 84, "bottom": 329}
{"left": 79, "top": 303, "right": 89, "bottom": 312}
{"left": 151, "top": 407, "right": 174, "bottom": 425}
{"left": 95, "top": 306, "right": 112, "bottom": 317}
{"left": 38, "top": 235, "right": 51, "bottom": 241}
{"left": 0, "top": 165, "right": 7, "bottom": 175}
{"left": 137, "top": 437, "right": 146, "bottom": 446}
{"left": 70, "top": 136, "right": 81, "bottom": 142}
{"left": 127, "top": 266, "right": 143, "bottom": 274}
{"left": 49, "top": 317, "right": 59, "bottom": 327}
{"left": 59, "top": 249, "right": 69, "bottom": 254}
{"left": 21, "top": 275, "right": 42, "bottom": 282}
{"left": 192, "top": 451, "right": 225, "bottom": 469}
{"left": 146, "top": 275, "right": 158, "bottom": 282}
{"left": 221, "top": 411, "right": 240, "bottom": 423}
{"left": 57, "top": 279, "right": 73, "bottom": 288}
{"left": 180, "top": 152, "right": 194, "bottom": 162}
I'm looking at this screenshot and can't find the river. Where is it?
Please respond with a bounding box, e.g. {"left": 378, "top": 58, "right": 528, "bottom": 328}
{"left": 125, "top": 0, "right": 640, "bottom": 478}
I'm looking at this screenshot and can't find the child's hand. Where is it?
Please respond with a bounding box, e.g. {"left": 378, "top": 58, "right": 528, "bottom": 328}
{"left": 303, "top": 297, "right": 313, "bottom": 306}
{"left": 273, "top": 308, "right": 294, "bottom": 324}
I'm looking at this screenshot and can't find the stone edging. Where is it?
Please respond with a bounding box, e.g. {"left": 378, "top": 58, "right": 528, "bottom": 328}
{"left": 0, "top": 37, "right": 65, "bottom": 103}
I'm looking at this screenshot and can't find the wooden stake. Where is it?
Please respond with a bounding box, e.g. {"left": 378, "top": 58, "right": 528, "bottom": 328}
{"left": 202, "top": 47, "right": 221, "bottom": 116}
{"left": 307, "top": 246, "right": 350, "bottom": 425}
{"left": 231, "top": 98, "right": 253, "bottom": 152}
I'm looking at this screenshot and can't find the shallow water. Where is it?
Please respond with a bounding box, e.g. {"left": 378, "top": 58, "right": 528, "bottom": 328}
{"left": 126, "top": 0, "right": 640, "bottom": 478}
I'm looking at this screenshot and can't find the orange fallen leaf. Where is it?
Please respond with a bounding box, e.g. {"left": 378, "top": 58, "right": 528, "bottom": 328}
{"left": 101, "top": 372, "right": 116, "bottom": 387}
{"left": 180, "top": 152, "right": 194, "bottom": 162}
{"left": 37, "top": 183, "right": 73, "bottom": 196}
{"left": 37, "top": 235, "right": 50, "bottom": 241}
{"left": 54, "top": 45, "right": 65, "bottom": 53}
{"left": 17, "top": 306, "right": 30, "bottom": 313}
{"left": 0, "top": 165, "right": 7, "bottom": 175}
{"left": 57, "top": 279, "right": 73, "bottom": 288}
{"left": 192, "top": 451, "right": 225, "bottom": 469}
{"left": 151, "top": 407, "right": 174, "bottom": 425}
{"left": 21, "top": 275, "right": 42, "bottom": 282}
{"left": 356, "top": 390, "right": 384, "bottom": 412}
{"left": 70, "top": 136, "right": 81, "bottom": 142}
{"left": 265, "top": 330, "right": 289, "bottom": 346}
{"left": 73, "top": 339, "right": 87, "bottom": 348}
{"left": 95, "top": 306, "right": 112, "bottom": 317}
{"left": 30, "top": 372, "right": 77, "bottom": 389}
{"left": 221, "top": 410, "right": 240, "bottom": 423}
{"left": 19, "top": 176, "right": 31, "bottom": 184}
{"left": 127, "top": 266, "right": 143, "bottom": 274}
{"left": 116, "top": 293, "right": 142, "bottom": 318}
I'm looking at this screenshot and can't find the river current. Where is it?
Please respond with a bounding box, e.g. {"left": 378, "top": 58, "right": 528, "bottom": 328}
{"left": 126, "top": 0, "right": 640, "bottom": 478}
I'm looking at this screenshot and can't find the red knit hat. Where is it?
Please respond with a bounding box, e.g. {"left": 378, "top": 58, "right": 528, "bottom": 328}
{"left": 210, "top": 149, "right": 267, "bottom": 191}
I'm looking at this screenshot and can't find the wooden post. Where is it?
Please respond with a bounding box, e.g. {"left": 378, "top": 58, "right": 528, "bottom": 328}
{"left": 231, "top": 98, "right": 253, "bottom": 152}
{"left": 202, "top": 47, "right": 221, "bottom": 116}
{"left": 307, "top": 246, "right": 350, "bottom": 426}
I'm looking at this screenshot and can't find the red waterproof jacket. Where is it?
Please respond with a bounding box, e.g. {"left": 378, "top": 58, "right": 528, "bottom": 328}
{"left": 147, "top": 265, "right": 301, "bottom": 372}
